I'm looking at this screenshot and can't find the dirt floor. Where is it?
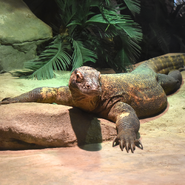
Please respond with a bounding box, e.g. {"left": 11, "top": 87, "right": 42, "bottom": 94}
{"left": 0, "top": 70, "right": 185, "bottom": 185}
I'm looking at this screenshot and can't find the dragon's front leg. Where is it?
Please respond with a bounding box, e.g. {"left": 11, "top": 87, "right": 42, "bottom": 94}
{"left": 0, "top": 86, "right": 74, "bottom": 106}
{"left": 108, "top": 102, "right": 143, "bottom": 153}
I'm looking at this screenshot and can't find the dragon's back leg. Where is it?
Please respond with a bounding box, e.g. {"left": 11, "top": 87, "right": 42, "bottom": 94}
{"left": 157, "top": 70, "right": 182, "bottom": 95}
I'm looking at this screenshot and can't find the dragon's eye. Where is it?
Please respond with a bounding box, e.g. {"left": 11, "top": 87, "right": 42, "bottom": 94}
{"left": 76, "top": 72, "right": 83, "bottom": 83}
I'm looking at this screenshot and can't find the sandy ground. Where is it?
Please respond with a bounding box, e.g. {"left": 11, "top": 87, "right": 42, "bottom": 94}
{"left": 0, "top": 70, "right": 185, "bottom": 185}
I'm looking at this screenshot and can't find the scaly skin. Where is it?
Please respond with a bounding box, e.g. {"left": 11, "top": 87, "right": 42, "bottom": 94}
{"left": 1, "top": 53, "right": 185, "bottom": 153}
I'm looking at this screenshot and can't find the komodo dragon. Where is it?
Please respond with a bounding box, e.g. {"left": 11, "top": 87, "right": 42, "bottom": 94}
{"left": 1, "top": 53, "right": 185, "bottom": 153}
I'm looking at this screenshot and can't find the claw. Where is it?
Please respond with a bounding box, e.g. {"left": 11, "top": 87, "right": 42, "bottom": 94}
{"left": 112, "top": 136, "right": 117, "bottom": 147}
{"left": 0, "top": 98, "right": 11, "bottom": 105}
{"left": 112, "top": 134, "right": 143, "bottom": 152}
{"left": 135, "top": 140, "right": 143, "bottom": 150}
{"left": 2, "top": 97, "right": 10, "bottom": 101}
{"left": 120, "top": 140, "right": 124, "bottom": 151}
{"left": 125, "top": 142, "right": 129, "bottom": 153}
{"left": 131, "top": 143, "right": 135, "bottom": 153}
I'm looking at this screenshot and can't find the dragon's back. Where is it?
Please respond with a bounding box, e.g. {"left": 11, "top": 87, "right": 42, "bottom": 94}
{"left": 99, "top": 53, "right": 185, "bottom": 118}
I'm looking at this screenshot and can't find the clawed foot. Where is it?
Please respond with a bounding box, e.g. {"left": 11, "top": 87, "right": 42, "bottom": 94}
{"left": 0, "top": 98, "right": 11, "bottom": 105}
{"left": 112, "top": 132, "right": 143, "bottom": 153}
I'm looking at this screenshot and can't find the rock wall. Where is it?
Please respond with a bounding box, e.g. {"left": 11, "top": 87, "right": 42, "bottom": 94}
{"left": 0, "top": 0, "right": 52, "bottom": 72}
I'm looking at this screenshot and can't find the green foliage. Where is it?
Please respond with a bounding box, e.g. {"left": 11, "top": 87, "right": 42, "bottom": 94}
{"left": 72, "top": 39, "right": 97, "bottom": 70}
{"left": 25, "top": 36, "right": 71, "bottom": 79}
{"left": 124, "top": 0, "right": 140, "bottom": 15}
{"left": 16, "top": 0, "right": 142, "bottom": 79}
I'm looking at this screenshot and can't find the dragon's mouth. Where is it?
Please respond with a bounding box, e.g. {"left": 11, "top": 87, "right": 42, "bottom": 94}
{"left": 78, "top": 87, "right": 102, "bottom": 96}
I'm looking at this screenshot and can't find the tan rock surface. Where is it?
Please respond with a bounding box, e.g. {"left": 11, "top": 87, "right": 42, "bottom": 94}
{"left": 0, "top": 103, "right": 116, "bottom": 149}
{"left": 0, "top": 71, "right": 185, "bottom": 184}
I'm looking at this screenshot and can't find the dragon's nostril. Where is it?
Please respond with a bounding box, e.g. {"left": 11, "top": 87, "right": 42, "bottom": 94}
{"left": 85, "top": 82, "right": 91, "bottom": 89}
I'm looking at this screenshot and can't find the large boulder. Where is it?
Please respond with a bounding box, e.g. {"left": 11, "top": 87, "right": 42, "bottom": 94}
{"left": 0, "top": 103, "right": 117, "bottom": 150}
{"left": 0, "top": 0, "right": 52, "bottom": 71}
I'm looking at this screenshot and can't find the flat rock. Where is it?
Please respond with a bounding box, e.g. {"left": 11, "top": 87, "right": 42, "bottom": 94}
{"left": 0, "top": 103, "right": 116, "bottom": 149}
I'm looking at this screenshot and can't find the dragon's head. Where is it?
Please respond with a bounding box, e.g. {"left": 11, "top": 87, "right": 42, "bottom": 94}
{"left": 69, "top": 66, "right": 102, "bottom": 97}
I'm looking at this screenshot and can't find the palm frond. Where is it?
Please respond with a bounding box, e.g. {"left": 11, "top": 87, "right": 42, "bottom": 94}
{"left": 14, "top": 0, "right": 142, "bottom": 79}
{"left": 104, "top": 0, "right": 111, "bottom": 6}
{"left": 114, "top": 47, "right": 133, "bottom": 72}
{"left": 86, "top": 2, "right": 142, "bottom": 70}
{"left": 87, "top": 8, "right": 142, "bottom": 39}
{"left": 25, "top": 36, "right": 71, "bottom": 80}
{"left": 55, "top": 0, "right": 78, "bottom": 26}
{"left": 72, "top": 40, "right": 97, "bottom": 70}
{"left": 149, "top": 24, "right": 170, "bottom": 53}
{"left": 123, "top": 0, "right": 140, "bottom": 16}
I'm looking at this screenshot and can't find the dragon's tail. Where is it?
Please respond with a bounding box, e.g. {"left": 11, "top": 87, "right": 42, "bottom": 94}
{"left": 144, "top": 53, "right": 185, "bottom": 74}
